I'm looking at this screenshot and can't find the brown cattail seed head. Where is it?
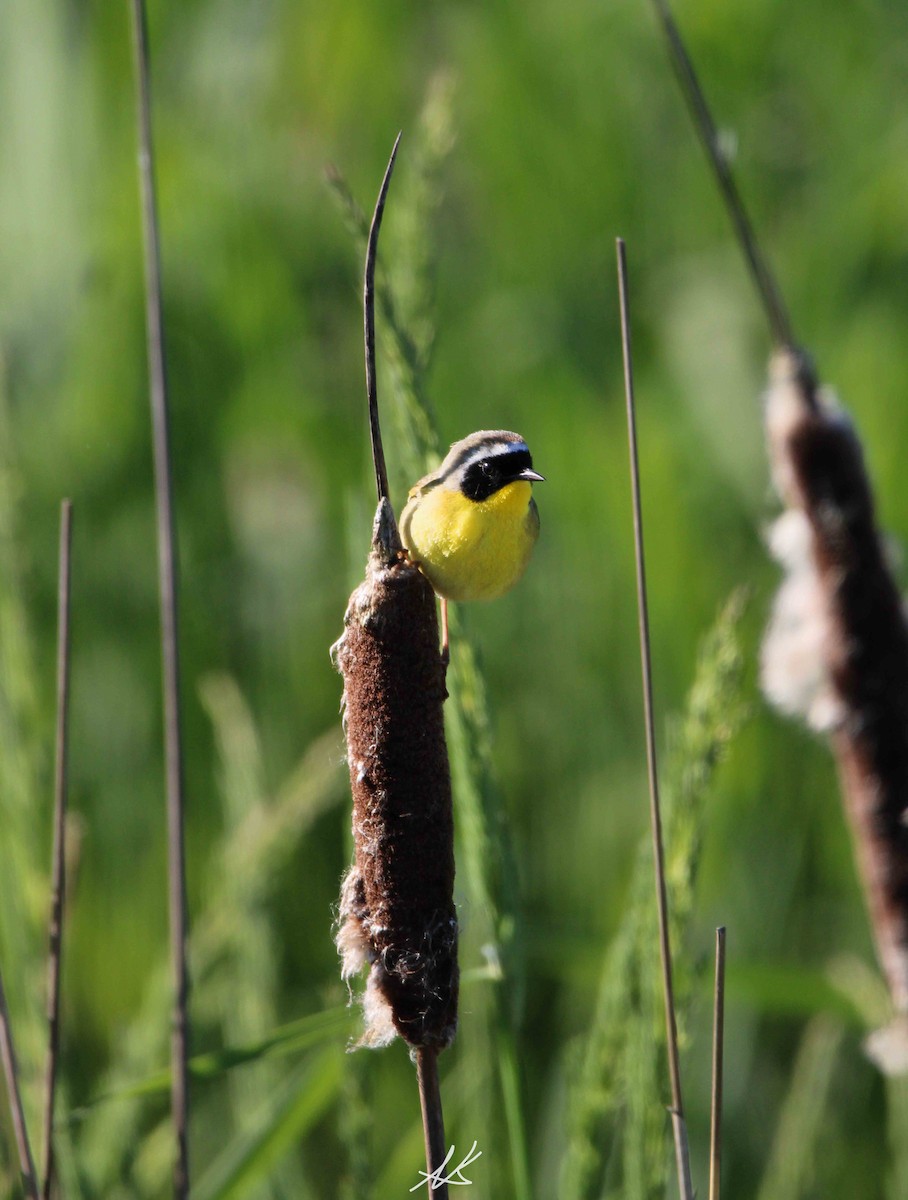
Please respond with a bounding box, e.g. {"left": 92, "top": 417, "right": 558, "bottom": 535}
{"left": 762, "top": 348, "right": 908, "bottom": 1019}
{"left": 333, "top": 500, "right": 458, "bottom": 1049}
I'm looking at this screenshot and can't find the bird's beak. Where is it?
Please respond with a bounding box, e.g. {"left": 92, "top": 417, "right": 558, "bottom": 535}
{"left": 519, "top": 468, "right": 546, "bottom": 483}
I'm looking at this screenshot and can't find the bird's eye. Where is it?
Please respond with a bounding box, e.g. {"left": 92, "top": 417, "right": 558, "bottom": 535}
{"left": 461, "top": 456, "right": 503, "bottom": 500}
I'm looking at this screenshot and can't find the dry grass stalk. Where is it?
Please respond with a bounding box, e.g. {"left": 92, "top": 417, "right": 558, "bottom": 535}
{"left": 762, "top": 348, "right": 908, "bottom": 1032}
{"left": 709, "top": 926, "right": 726, "bottom": 1200}
{"left": 616, "top": 237, "right": 694, "bottom": 1200}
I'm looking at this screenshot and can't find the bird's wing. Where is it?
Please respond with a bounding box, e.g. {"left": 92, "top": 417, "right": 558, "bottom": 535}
{"left": 408, "top": 471, "right": 444, "bottom": 499}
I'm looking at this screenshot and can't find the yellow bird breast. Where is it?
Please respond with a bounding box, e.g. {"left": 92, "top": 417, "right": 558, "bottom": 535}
{"left": 400, "top": 481, "right": 540, "bottom": 602}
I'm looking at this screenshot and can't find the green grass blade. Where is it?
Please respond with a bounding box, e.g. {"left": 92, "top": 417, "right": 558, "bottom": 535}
{"left": 193, "top": 1046, "right": 343, "bottom": 1200}
{"left": 198, "top": 675, "right": 338, "bottom": 1199}
{"left": 755, "top": 1016, "right": 844, "bottom": 1200}
{"left": 498, "top": 1025, "right": 532, "bottom": 1200}
{"left": 69, "top": 1007, "right": 353, "bottom": 1115}
{"left": 77, "top": 715, "right": 344, "bottom": 1190}
{"left": 728, "top": 961, "right": 865, "bottom": 1025}
{"left": 887, "top": 1075, "right": 908, "bottom": 1200}
{"left": 560, "top": 592, "right": 748, "bottom": 1200}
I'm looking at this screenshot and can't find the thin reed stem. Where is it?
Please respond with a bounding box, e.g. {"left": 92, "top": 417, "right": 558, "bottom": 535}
{"left": 616, "top": 237, "right": 694, "bottom": 1200}
{"left": 0, "top": 969, "right": 39, "bottom": 1200}
{"left": 365, "top": 133, "right": 402, "bottom": 507}
{"left": 709, "top": 926, "right": 726, "bottom": 1200}
{"left": 647, "top": 0, "right": 797, "bottom": 356}
{"left": 415, "top": 1047, "right": 448, "bottom": 1199}
{"left": 41, "top": 499, "right": 73, "bottom": 1200}
{"left": 130, "top": 2, "right": 191, "bottom": 1194}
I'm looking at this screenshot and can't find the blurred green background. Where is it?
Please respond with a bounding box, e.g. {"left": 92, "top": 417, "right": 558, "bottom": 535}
{"left": 3, "top": 0, "right": 908, "bottom": 1196}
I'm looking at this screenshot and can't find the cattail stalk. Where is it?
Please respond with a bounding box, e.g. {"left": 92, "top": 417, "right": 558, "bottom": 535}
{"left": 648, "top": 0, "right": 908, "bottom": 1043}
{"left": 763, "top": 349, "right": 908, "bottom": 1020}
{"left": 327, "top": 120, "right": 530, "bottom": 1193}
{"left": 333, "top": 138, "right": 457, "bottom": 1195}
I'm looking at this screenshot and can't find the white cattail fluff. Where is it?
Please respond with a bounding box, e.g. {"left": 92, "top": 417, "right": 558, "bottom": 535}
{"left": 760, "top": 352, "right": 854, "bottom": 731}
{"left": 761, "top": 509, "right": 845, "bottom": 733}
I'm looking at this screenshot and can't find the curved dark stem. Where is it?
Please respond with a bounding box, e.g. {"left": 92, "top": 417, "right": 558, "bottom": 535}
{"left": 365, "top": 133, "right": 402, "bottom": 505}
{"left": 648, "top": 0, "right": 797, "bottom": 355}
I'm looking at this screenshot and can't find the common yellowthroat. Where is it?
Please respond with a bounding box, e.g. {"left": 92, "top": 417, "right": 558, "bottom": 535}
{"left": 399, "top": 430, "right": 544, "bottom": 652}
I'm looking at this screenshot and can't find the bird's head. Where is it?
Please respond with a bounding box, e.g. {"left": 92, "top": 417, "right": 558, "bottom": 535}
{"left": 439, "top": 431, "right": 545, "bottom": 502}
